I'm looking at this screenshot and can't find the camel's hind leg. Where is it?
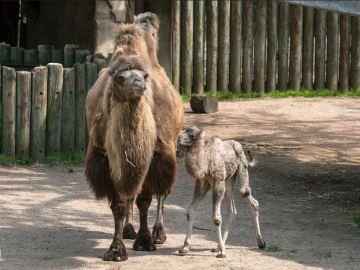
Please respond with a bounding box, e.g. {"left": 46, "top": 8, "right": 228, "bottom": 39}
{"left": 152, "top": 194, "right": 167, "bottom": 244}
{"left": 103, "top": 195, "right": 128, "bottom": 261}
{"left": 179, "top": 180, "right": 210, "bottom": 254}
{"left": 133, "top": 190, "right": 156, "bottom": 251}
{"left": 213, "top": 180, "right": 226, "bottom": 258}
{"left": 122, "top": 198, "right": 137, "bottom": 239}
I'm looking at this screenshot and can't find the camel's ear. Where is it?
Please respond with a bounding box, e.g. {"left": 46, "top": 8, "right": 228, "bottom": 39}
{"left": 134, "top": 12, "right": 160, "bottom": 31}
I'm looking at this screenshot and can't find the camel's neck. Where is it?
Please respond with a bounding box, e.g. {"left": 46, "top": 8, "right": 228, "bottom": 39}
{"left": 184, "top": 140, "right": 208, "bottom": 179}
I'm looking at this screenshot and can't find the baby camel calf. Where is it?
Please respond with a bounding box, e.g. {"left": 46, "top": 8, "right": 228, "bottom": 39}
{"left": 177, "top": 127, "right": 266, "bottom": 258}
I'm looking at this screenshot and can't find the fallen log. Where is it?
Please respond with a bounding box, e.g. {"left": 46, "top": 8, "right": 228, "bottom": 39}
{"left": 190, "top": 95, "right": 218, "bottom": 113}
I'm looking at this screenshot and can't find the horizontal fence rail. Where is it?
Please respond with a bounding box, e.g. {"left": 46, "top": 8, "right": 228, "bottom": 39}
{"left": 0, "top": 44, "right": 109, "bottom": 160}
{"left": 172, "top": 0, "right": 360, "bottom": 94}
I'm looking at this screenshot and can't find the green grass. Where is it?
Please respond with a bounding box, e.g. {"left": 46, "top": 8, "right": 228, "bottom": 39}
{"left": 182, "top": 89, "right": 360, "bottom": 101}
{"left": 265, "top": 244, "right": 281, "bottom": 252}
{"left": 45, "top": 152, "right": 84, "bottom": 165}
{"left": 0, "top": 154, "right": 31, "bottom": 165}
{"left": 354, "top": 211, "right": 360, "bottom": 228}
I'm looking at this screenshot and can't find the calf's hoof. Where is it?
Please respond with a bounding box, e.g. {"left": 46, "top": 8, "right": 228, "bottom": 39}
{"left": 152, "top": 222, "right": 167, "bottom": 244}
{"left": 256, "top": 237, "right": 266, "bottom": 250}
{"left": 211, "top": 247, "right": 218, "bottom": 253}
{"left": 123, "top": 223, "right": 137, "bottom": 239}
{"left": 103, "top": 243, "right": 128, "bottom": 261}
{"left": 216, "top": 254, "right": 226, "bottom": 258}
{"left": 178, "top": 249, "right": 189, "bottom": 256}
{"left": 133, "top": 230, "right": 156, "bottom": 251}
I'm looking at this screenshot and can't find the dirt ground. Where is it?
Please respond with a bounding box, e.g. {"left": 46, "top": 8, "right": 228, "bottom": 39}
{"left": 1, "top": 97, "right": 360, "bottom": 270}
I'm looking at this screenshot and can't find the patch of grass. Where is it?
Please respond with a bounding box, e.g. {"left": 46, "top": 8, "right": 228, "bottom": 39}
{"left": 45, "top": 152, "right": 84, "bottom": 165}
{"left": 181, "top": 88, "right": 360, "bottom": 101}
{"left": 0, "top": 154, "right": 32, "bottom": 165}
{"left": 354, "top": 211, "right": 360, "bottom": 228}
{"left": 265, "top": 244, "right": 281, "bottom": 252}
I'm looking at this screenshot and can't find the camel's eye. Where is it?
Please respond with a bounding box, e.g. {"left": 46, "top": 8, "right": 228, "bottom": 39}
{"left": 115, "top": 73, "right": 125, "bottom": 84}
{"left": 144, "top": 73, "right": 149, "bottom": 80}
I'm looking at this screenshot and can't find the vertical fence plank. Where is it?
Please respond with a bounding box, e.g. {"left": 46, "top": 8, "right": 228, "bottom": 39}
{"left": 302, "top": 7, "right": 314, "bottom": 89}
{"left": 16, "top": 71, "right": 31, "bottom": 158}
{"left": 10, "top": 47, "right": 24, "bottom": 65}
{"left": 289, "top": 5, "right": 303, "bottom": 90}
{"left": 242, "top": 0, "right": 254, "bottom": 93}
{"left": 75, "top": 64, "right": 86, "bottom": 154}
{"left": 94, "top": 57, "right": 108, "bottom": 73}
{"left": 350, "top": 17, "right": 360, "bottom": 89}
{"left": 0, "top": 65, "right": 1, "bottom": 146}
{"left": 180, "top": 1, "right": 193, "bottom": 95}
{"left": 278, "top": 2, "right": 289, "bottom": 90}
{"left": 0, "top": 43, "right": 10, "bottom": 65}
{"left": 339, "top": 15, "right": 350, "bottom": 92}
{"left": 46, "top": 63, "right": 63, "bottom": 156}
{"left": 24, "top": 49, "right": 37, "bottom": 66}
{"left": 217, "top": 0, "right": 230, "bottom": 92}
{"left": 38, "top": 45, "right": 53, "bottom": 66}
{"left": 62, "top": 68, "right": 75, "bottom": 153}
{"left": 266, "top": 0, "right": 277, "bottom": 92}
{"left": 254, "top": 0, "right": 267, "bottom": 93}
{"left": 31, "top": 66, "right": 47, "bottom": 161}
{"left": 314, "top": 9, "right": 326, "bottom": 90}
{"left": 229, "top": 1, "right": 241, "bottom": 93}
{"left": 85, "top": 62, "right": 98, "bottom": 91}
{"left": 206, "top": 0, "right": 218, "bottom": 92}
{"left": 2, "top": 67, "right": 16, "bottom": 157}
{"left": 64, "top": 44, "right": 79, "bottom": 68}
{"left": 326, "top": 12, "right": 339, "bottom": 90}
{"left": 172, "top": 0, "right": 181, "bottom": 91}
{"left": 193, "top": 0, "right": 204, "bottom": 94}
{"left": 52, "top": 48, "right": 64, "bottom": 64}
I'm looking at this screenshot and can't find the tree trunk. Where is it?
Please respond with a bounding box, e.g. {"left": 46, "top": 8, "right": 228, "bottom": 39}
{"left": 302, "top": 7, "right": 314, "bottom": 89}
{"left": 206, "top": 1, "right": 218, "bottom": 92}
{"left": 242, "top": 0, "right": 254, "bottom": 93}
{"left": 314, "top": 10, "right": 326, "bottom": 90}
{"left": 266, "top": 1, "right": 277, "bottom": 92}
{"left": 254, "top": 0, "right": 266, "bottom": 93}
{"left": 326, "top": 12, "right": 339, "bottom": 90}
{"left": 193, "top": 1, "right": 204, "bottom": 94}
{"left": 278, "top": 2, "right": 289, "bottom": 90}
{"left": 339, "top": 15, "right": 350, "bottom": 92}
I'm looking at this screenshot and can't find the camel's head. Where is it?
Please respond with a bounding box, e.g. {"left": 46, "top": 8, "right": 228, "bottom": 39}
{"left": 108, "top": 55, "right": 149, "bottom": 100}
{"left": 177, "top": 126, "right": 205, "bottom": 148}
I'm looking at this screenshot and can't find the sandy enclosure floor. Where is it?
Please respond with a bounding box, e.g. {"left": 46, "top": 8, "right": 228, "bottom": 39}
{"left": 0, "top": 97, "right": 360, "bottom": 270}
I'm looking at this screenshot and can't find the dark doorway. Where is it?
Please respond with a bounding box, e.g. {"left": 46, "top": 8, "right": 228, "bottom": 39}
{"left": 0, "top": 1, "right": 21, "bottom": 46}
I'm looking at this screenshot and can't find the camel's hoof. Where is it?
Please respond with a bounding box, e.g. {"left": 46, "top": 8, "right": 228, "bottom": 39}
{"left": 133, "top": 230, "right": 156, "bottom": 251}
{"left": 152, "top": 222, "right": 167, "bottom": 244}
{"left": 257, "top": 237, "right": 266, "bottom": 250}
{"left": 178, "top": 248, "right": 190, "bottom": 256}
{"left": 103, "top": 243, "right": 128, "bottom": 261}
{"left": 123, "top": 223, "right": 137, "bottom": 239}
{"left": 216, "top": 254, "right": 226, "bottom": 258}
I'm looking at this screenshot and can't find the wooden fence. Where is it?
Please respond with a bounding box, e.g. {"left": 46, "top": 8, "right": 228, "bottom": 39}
{"left": 0, "top": 43, "right": 108, "bottom": 160}
{"left": 172, "top": 0, "right": 360, "bottom": 94}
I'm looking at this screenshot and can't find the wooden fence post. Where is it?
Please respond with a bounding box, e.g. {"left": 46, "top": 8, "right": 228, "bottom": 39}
{"left": 94, "top": 57, "right": 108, "bottom": 73}
{"left": 206, "top": 0, "right": 218, "bottom": 92}
{"left": 266, "top": 0, "right": 277, "bottom": 92}
{"left": 171, "top": 0, "right": 181, "bottom": 91}
{"left": 85, "top": 62, "right": 97, "bottom": 91}
{"left": 38, "top": 45, "right": 53, "bottom": 66}
{"left": 16, "top": 71, "right": 31, "bottom": 158}
{"left": 229, "top": 0, "right": 241, "bottom": 93}
{"left": 193, "top": 0, "right": 204, "bottom": 95}
{"left": 2, "top": 67, "right": 16, "bottom": 157}
{"left": 31, "top": 66, "right": 47, "bottom": 161}
{"left": 46, "top": 63, "right": 63, "bottom": 156}
{"left": 217, "top": 0, "right": 230, "bottom": 92}
{"left": 278, "top": 2, "right": 289, "bottom": 90}
{"left": 62, "top": 68, "right": 76, "bottom": 153}
{"left": 24, "top": 49, "right": 37, "bottom": 66}
{"left": 254, "top": 0, "right": 267, "bottom": 93}
{"left": 10, "top": 47, "right": 24, "bottom": 65}
{"left": 326, "top": 12, "right": 339, "bottom": 90}
{"left": 52, "top": 48, "right": 64, "bottom": 64}
{"left": 288, "top": 4, "right": 303, "bottom": 90}
{"left": 180, "top": 1, "right": 193, "bottom": 95}
{"left": 339, "top": 15, "right": 350, "bottom": 92}
{"left": 314, "top": 9, "right": 326, "bottom": 90}
{"left": 75, "top": 64, "right": 86, "bottom": 154}
{"left": 0, "top": 43, "right": 10, "bottom": 65}
{"left": 64, "top": 44, "right": 79, "bottom": 68}
{"left": 302, "top": 7, "right": 314, "bottom": 89}
{"left": 350, "top": 17, "right": 360, "bottom": 89}
{"left": 242, "top": 0, "right": 254, "bottom": 93}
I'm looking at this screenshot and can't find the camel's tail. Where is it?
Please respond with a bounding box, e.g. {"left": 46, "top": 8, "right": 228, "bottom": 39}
{"left": 234, "top": 143, "right": 256, "bottom": 197}
{"left": 246, "top": 150, "right": 257, "bottom": 168}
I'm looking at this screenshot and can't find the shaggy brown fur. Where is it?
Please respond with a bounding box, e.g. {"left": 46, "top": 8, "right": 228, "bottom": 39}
{"left": 85, "top": 12, "right": 183, "bottom": 261}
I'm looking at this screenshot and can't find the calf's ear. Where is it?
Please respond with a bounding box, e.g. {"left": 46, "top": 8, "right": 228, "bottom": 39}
{"left": 134, "top": 12, "right": 160, "bottom": 31}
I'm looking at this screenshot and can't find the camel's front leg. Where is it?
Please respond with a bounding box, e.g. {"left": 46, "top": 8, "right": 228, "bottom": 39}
{"left": 103, "top": 195, "right": 128, "bottom": 261}
{"left": 133, "top": 190, "right": 156, "bottom": 251}
{"left": 179, "top": 180, "right": 210, "bottom": 255}
{"left": 213, "top": 180, "right": 226, "bottom": 258}
{"left": 123, "top": 197, "right": 137, "bottom": 239}
{"left": 152, "top": 194, "right": 167, "bottom": 244}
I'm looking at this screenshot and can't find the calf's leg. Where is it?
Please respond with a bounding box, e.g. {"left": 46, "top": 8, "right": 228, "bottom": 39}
{"left": 213, "top": 181, "right": 226, "bottom": 258}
